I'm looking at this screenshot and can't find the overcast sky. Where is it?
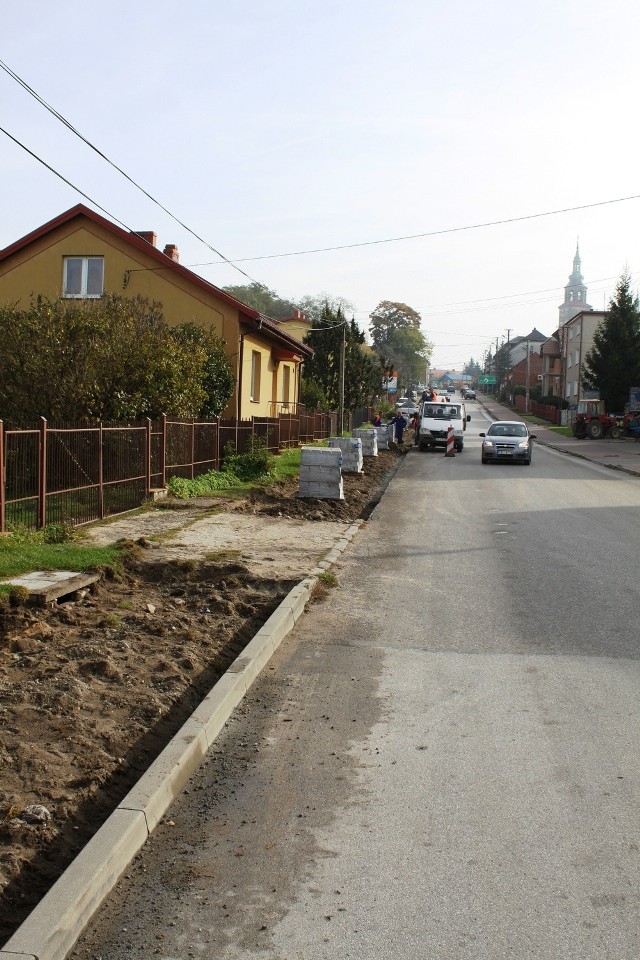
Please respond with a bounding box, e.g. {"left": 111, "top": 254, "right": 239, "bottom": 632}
{"left": 3, "top": 0, "right": 640, "bottom": 370}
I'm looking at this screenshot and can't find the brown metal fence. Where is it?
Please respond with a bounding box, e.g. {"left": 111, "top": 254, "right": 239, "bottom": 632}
{"left": 0, "top": 408, "right": 337, "bottom": 533}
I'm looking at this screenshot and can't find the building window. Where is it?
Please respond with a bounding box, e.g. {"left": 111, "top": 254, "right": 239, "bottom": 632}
{"left": 63, "top": 257, "right": 104, "bottom": 298}
{"left": 250, "top": 351, "right": 261, "bottom": 401}
{"left": 573, "top": 382, "right": 578, "bottom": 396}
{"left": 282, "top": 364, "right": 291, "bottom": 403}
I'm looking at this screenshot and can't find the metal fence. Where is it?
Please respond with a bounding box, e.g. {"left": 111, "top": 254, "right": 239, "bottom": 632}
{"left": 0, "top": 408, "right": 337, "bottom": 532}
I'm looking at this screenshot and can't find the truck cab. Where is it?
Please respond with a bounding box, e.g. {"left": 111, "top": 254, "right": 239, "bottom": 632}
{"left": 417, "top": 398, "right": 470, "bottom": 452}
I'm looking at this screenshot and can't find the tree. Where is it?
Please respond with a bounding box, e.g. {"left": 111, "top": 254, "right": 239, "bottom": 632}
{"left": 368, "top": 301, "right": 432, "bottom": 390}
{"left": 0, "top": 295, "right": 234, "bottom": 421}
{"left": 464, "top": 358, "right": 483, "bottom": 378}
{"left": 582, "top": 272, "right": 640, "bottom": 412}
{"left": 170, "top": 324, "right": 235, "bottom": 417}
{"left": 301, "top": 304, "right": 381, "bottom": 410}
{"left": 222, "top": 282, "right": 294, "bottom": 320}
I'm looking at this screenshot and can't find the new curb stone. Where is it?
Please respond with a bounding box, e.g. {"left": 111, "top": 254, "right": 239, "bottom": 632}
{"left": 0, "top": 521, "right": 363, "bottom": 960}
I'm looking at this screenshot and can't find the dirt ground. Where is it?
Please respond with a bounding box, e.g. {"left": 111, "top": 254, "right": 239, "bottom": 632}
{"left": 0, "top": 447, "right": 403, "bottom": 945}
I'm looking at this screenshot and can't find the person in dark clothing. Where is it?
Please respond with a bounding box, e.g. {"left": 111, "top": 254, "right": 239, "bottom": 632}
{"left": 393, "top": 412, "right": 408, "bottom": 444}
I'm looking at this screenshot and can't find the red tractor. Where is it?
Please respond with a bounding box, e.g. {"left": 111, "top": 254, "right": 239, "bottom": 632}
{"left": 572, "top": 400, "right": 627, "bottom": 439}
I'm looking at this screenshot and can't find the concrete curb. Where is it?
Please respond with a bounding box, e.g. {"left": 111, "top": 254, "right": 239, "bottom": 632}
{"left": 0, "top": 521, "right": 364, "bottom": 960}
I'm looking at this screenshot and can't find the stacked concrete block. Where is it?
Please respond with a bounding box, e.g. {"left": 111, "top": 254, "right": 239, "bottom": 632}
{"left": 352, "top": 428, "right": 378, "bottom": 457}
{"left": 328, "top": 436, "right": 363, "bottom": 473}
{"left": 299, "top": 447, "right": 344, "bottom": 499}
{"left": 374, "top": 425, "right": 391, "bottom": 450}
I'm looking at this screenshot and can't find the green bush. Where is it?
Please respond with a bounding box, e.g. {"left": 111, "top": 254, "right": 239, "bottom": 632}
{"left": 221, "top": 435, "right": 275, "bottom": 481}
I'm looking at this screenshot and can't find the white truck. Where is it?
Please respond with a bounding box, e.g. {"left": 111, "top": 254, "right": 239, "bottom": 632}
{"left": 416, "top": 397, "right": 470, "bottom": 452}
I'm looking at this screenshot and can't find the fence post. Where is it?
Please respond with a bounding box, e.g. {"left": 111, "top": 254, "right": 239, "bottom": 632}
{"left": 145, "top": 419, "right": 152, "bottom": 495}
{"left": 98, "top": 422, "right": 105, "bottom": 519}
{"left": 215, "top": 417, "right": 220, "bottom": 470}
{"left": 161, "top": 414, "right": 167, "bottom": 488}
{"left": 38, "top": 417, "right": 47, "bottom": 529}
{"left": 191, "top": 419, "right": 195, "bottom": 480}
{"left": 0, "top": 420, "right": 5, "bottom": 533}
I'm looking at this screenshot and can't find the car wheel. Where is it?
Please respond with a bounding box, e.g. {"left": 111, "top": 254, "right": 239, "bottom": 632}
{"left": 587, "top": 420, "right": 604, "bottom": 439}
{"left": 524, "top": 456, "right": 531, "bottom": 465}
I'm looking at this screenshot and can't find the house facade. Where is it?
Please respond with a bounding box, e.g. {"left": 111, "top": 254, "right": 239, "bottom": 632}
{"left": 562, "top": 309, "right": 605, "bottom": 405}
{"left": 0, "top": 205, "right": 312, "bottom": 419}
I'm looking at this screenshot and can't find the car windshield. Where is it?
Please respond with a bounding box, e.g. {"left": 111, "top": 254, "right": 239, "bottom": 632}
{"left": 487, "top": 423, "right": 527, "bottom": 437}
{"left": 422, "top": 405, "right": 460, "bottom": 419}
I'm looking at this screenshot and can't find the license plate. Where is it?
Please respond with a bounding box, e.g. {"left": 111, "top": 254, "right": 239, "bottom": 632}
{"left": 497, "top": 450, "right": 511, "bottom": 456}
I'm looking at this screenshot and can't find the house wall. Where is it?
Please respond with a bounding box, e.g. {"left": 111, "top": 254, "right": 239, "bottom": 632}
{"left": 563, "top": 311, "right": 603, "bottom": 404}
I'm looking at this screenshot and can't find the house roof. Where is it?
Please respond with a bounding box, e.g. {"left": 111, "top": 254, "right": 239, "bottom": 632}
{"left": 0, "top": 204, "right": 313, "bottom": 359}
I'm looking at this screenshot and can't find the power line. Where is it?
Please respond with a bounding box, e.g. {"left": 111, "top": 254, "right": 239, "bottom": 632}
{"left": 187, "top": 196, "right": 640, "bottom": 266}
{"left": 0, "top": 58, "right": 260, "bottom": 285}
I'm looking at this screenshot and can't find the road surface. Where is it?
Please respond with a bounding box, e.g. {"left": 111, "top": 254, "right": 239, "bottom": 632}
{"left": 71, "top": 404, "right": 640, "bottom": 960}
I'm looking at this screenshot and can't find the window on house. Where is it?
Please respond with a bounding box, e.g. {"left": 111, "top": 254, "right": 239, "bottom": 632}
{"left": 250, "top": 351, "right": 261, "bottom": 401}
{"left": 282, "top": 364, "right": 291, "bottom": 403}
{"left": 573, "top": 382, "right": 578, "bottom": 396}
{"left": 63, "top": 257, "right": 104, "bottom": 298}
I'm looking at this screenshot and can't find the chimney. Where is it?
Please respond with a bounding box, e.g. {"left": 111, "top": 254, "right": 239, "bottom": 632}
{"left": 163, "top": 244, "right": 179, "bottom": 262}
{"left": 136, "top": 231, "right": 157, "bottom": 246}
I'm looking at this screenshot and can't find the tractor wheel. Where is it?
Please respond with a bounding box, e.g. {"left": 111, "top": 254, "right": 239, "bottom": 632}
{"left": 609, "top": 425, "right": 622, "bottom": 440}
{"left": 587, "top": 420, "right": 604, "bottom": 439}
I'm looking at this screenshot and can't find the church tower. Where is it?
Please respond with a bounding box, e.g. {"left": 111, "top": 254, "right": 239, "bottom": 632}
{"left": 558, "top": 242, "right": 592, "bottom": 325}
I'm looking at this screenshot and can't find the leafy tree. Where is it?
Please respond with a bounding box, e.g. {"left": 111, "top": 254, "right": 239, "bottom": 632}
{"left": 582, "top": 273, "right": 640, "bottom": 412}
{"left": 368, "top": 300, "right": 432, "bottom": 390}
{"left": 0, "top": 295, "right": 234, "bottom": 421}
{"left": 222, "top": 282, "right": 294, "bottom": 320}
{"left": 302, "top": 304, "right": 381, "bottom": 410}
{"left": 170, "top": 324, "right": 235, "bottom": 417}
{"left": 296, "top": 293, "right": 355, "bottom": 324}
{"left": 299, "top": 377, "right": 328, "bottom": 410}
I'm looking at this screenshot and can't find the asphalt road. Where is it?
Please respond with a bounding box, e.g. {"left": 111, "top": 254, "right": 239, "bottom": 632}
{"left": 70, "top": 404, "right": 640, "bottom": 960}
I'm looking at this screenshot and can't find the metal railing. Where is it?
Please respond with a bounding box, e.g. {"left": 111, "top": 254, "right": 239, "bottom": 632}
{"left": 0, "top": 408, "right": 337, "bottom": 532}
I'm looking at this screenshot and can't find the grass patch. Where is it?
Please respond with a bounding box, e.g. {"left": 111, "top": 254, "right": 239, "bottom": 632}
{"left": 317, "top": 571, "right": 339, "bottom": 588}
{"left": 166, "top": 441, "right": 331, "bottom": 500}
{"left": 0, "top": 527, "right": 122, "bottom": 593}
{"left": 546, "top": 425, "right": 574, "bottom": 437}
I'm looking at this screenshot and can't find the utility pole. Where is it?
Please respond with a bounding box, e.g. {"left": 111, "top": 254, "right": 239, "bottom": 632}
{"left": 339, "top": 322, "right": 346, "bottom": 435}
{"left": 525, "top": 341, "right": 531, "bottom": 413}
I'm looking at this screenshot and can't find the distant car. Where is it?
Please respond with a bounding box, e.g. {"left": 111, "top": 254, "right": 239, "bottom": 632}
{"left": 396, "top": 398, "right": 418, "bottom": 418}
{"left": 464, "top": 389, "right": 476, "bottom": 400}
{"left": 479, "top": 420, "right": 536, "bottom": 465}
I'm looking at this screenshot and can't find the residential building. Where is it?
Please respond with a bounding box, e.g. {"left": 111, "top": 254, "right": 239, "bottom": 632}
{"left": 561, "top": 309, "right": 606, "bottom": 405}
{"left": 0, "top": 205, "right": 312, "bottom": 419}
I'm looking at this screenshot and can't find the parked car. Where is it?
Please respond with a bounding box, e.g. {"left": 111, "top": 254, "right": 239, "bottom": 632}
{"left": 396, "top": 397, "right": 418, "bottom": 417}
{"left": 479, "top": 420, "right": 536, "bottom": 465}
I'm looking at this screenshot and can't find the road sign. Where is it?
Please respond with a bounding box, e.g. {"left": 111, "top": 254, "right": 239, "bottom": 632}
{"left": 478, "top": 374, "right": 497, "bottom": 385}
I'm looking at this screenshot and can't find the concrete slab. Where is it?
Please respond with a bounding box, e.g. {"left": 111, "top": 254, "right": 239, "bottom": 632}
{"left": 1, "top": 570, "right": 100, "bottom": 606}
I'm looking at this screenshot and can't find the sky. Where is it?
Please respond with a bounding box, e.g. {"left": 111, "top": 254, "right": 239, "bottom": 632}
{"left": 3, "top": 0, "right": 640, "bottom": 371}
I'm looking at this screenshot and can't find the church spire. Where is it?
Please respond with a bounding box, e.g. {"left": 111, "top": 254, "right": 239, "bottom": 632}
{"left": 559, "top": 243, "right": 591, "bottom": 325}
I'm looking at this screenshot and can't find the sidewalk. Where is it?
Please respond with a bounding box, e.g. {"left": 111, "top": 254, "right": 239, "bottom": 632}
{"left": 476, "top": 391, "right": 640, "bottom": 477}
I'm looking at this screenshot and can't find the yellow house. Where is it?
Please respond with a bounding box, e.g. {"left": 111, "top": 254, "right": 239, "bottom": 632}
{"left": 0, "top": 204, "right": 312, "bottom": 419}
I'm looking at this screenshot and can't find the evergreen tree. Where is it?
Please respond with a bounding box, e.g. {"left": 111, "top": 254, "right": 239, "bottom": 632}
{"left": 582, "top": 273, "right": 640, "bottom": 412}
{"left": 301, "top": 304, "right": 381, "bottom": 410}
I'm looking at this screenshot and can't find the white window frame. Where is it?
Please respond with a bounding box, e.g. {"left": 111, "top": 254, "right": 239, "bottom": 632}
{"left": 63, "top": 256, "right": 104, "bottom": 298}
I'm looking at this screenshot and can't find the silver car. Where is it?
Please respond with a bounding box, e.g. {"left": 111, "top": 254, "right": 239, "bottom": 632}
{"left": 479, "top": 420, "right": 536, "bottom": 465}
